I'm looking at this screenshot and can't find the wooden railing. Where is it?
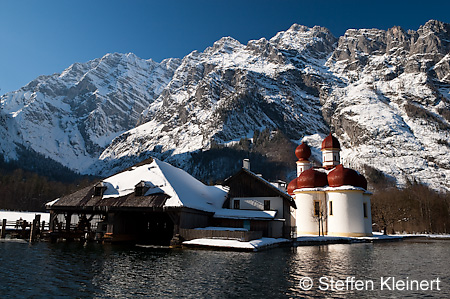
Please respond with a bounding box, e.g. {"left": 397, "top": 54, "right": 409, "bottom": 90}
{"left": 0, "top": 216, "right": 49, "bottom": 241}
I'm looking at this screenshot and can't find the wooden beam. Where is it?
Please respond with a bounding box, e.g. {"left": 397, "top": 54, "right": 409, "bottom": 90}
{"left": 1, "top": 219, "right": 6, "bottom": 239}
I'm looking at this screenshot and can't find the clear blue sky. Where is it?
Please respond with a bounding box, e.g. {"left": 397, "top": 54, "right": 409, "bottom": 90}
{"left": 1, "top": 0, "right": 450, "bottom": 95}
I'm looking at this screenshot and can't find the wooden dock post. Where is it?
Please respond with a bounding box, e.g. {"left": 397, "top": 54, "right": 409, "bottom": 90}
{"left": 1, "top": 219, "right": 6, "bottom": 239}
{"left": 29, "top": 214, "right": 41, "bottom": 242}
{"left": 29, "top": 221, "right": 36, "bottom": 242}
{"left": 35, "top": 214, "right": 41, "bottom": 233}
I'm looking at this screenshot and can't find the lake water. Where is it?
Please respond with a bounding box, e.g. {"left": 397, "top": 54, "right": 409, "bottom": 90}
{"left": 0, "top": 239, "right": 448, "bottom": 298}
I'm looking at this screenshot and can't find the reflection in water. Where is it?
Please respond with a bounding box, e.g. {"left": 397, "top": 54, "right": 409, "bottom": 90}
{"left": 289, "top": 241, "right": 449, "bottom": 298}
{"left": 0, "top": 240, "right": 448, "bottom": 298}
{"left": 288, "top": 244, "right": 377, "bottom": 298}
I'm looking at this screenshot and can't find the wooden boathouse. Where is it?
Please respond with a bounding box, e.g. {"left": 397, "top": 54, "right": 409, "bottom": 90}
{"left": 47, "top": 158, "right": 297, "bottom": 245}
{"left": 47, "top": 158, "right": 227, "bottom": 245}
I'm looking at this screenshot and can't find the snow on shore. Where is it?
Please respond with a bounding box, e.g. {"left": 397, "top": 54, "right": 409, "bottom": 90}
{"left": 0, "top": 211, "right": 50, "bottom": 223}
{"left": 183, "top": 237, "right": 290, "bottom": 251}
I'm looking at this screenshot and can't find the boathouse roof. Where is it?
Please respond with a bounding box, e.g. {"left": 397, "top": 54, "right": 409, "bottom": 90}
{"left": 49, "top": 158, "right": 228, "bottom": 213}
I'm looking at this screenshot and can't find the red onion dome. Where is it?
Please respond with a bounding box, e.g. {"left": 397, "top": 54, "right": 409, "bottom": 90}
{"left": 357, "top": 173, "right": 368, "bottom": 190}
{"left": 321, "top": 133, "right": 340, "bottom": 150}
{"left": 297, "top": 168, "right": 328, "bottom": 188}
{"left": 287, "top": 178, "right": 298, "bottom": 195}
{"left": 295, "top": 142, "right": 311, "bottom": 161}
{"left": 327, "top": 164, "right": 360, "bottom": 187}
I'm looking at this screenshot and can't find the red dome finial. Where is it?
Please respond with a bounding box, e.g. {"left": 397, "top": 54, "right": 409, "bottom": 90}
{"left": 321, "top": 133, "right": 341, "bottom": 150}
{"left": 295, "top": 142, "right": 311, "bottom": 161}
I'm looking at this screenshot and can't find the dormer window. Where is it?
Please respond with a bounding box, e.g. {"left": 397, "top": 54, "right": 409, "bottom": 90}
{"left": 94, "top": 182, "right": 106, "bottom": 197}
{"left": 135, "top": 181, "right": 149, "bottom": 197}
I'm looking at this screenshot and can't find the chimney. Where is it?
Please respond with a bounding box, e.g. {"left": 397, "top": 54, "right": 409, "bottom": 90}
{"left": 243, "top": 159, "right": 250, "bottom": 170}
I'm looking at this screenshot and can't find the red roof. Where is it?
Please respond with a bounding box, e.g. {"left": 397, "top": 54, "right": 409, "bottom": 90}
{"left": 321, "top": 133, "right": 340, "bottom": 150}
{"left": 297, "top": 168, "right": 328, "bottom": 189}
{"left": 327, "top": 164, "right": 367, "bottom": 189}
{"left": 287, "top": 178, "right": 298, "bottom": 195}
{"left": 357, "top": 173, "right": 368, "bottom": 190}
{"left": 295, "top": 142, "right": 311, "bottom": 161}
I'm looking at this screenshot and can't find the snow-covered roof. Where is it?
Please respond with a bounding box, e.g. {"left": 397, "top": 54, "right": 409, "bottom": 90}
{"left": 49, "top": 158, "right": 293, "bottom": 219}
{"left": 213, "top": 209, "right": 276, "bottom": 220}
{"left": 100, "top": 158, "right": 227, "bottom": 212}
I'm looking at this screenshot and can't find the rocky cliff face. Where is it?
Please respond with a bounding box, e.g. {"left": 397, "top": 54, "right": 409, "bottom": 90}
{"left": 322, "top": 19, "right": 450, "bottom": 190}
{"left": 1, "top": 20, "right": 449, "bottom": 191}
{"left": 0, "top": 53, "right": 180, "bottom": 173}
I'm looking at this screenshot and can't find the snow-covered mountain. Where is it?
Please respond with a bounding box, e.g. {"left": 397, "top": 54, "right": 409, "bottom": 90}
{"left": 1, "top": 20, "right": 449, "bottom": 191}
{"left": 0, "top": 53, "right": 180, "bottom": 173}
{"left": 324, "top": 20, "right": 450, "bottom": 191}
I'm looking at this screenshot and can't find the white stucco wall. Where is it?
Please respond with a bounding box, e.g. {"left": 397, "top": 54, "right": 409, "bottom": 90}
{"left": 322, "top": 149, "right": 340, "bottom": 168}
{"left": 296, "top": 160, "right": 311, "bottom": 177}
{"left": 363, "top": 193, "right": 373, "bottom": 235}
{"left": 294, "top": 191, "right": 326, "bottom": 235}
{"left": 326, "top": 190, "right": 372, "bottom": 237}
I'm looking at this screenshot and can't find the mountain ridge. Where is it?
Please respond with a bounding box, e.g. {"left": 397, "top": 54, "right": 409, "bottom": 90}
{"left": 1, "top": 20, "right": 449, "bottom": 191}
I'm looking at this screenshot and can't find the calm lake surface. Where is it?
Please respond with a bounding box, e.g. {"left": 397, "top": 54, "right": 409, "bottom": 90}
{"left": 0, "top": 239, "right": 448, "bottom": 298}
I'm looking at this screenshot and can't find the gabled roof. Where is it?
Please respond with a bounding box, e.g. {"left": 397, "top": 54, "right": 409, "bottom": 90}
{"left": 223, "top": 168, "right": 296, "bottom": 208}
{"left": 49, "top": 158, "right": 228, "bottom": 213}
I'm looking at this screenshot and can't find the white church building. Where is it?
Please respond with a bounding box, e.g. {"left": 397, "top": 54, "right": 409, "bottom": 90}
{"left": 287, "top": 133, "right": 372, "bottom": 237}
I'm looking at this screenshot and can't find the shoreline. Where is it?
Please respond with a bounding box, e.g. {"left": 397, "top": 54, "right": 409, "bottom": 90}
{"left": 180, "top": 233, "right": 448, "bottom": 252}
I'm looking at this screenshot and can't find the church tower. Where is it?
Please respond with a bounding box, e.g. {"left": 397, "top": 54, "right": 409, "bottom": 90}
{"left": 321, "top": 133, "right": 341, "bottom": 169}
{"left": 295, "top": 142, "right": 312, "bottom": 177}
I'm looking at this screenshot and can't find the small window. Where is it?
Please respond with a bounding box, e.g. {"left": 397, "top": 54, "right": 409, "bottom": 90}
{"left": 264, "top": 200, "right": 271, "bottom": 210}
{"left": 234, "top": 200, "right": 240, "bottom": 209}
{"left": 329, "top": 201, "right": 333, "bottom": 216}
{"left": 135, "top": 181, "right": 148, "bottom": 197}
{"left": 94, "top": 188, "right": 102, "bottom": 197}
{"left": 135, "top": 187, "right": 144, "bottom": 196}
{"left": 363, "top": 203, "right": 368, "bottom": 218}
{"left": 94, "top": 182, "right": 106, "bottom": 197}
{"left": 314, "top": 201, "right": 320, "bottom": 217}
{"left": 94, "top": 186, "right": 104, "bottom": 197}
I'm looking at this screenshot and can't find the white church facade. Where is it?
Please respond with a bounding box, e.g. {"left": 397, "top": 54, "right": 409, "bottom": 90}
{"left": 287, "top": 133, "right": 373, "bottom": 237}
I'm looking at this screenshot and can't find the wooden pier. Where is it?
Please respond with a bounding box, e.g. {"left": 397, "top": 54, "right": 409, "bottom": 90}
{"left": 0, "top": 215, "right": 48, "bottom": 241}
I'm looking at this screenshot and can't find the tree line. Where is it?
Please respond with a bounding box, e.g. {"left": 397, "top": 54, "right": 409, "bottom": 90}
{"left": 0, "top": 168, "right": 92, "bottom": 212}
{"left": 188, "top": 128, "right": 297, "bottom": 184}
{"left": 367, "top": 165, "right": 450, "bottom": 234}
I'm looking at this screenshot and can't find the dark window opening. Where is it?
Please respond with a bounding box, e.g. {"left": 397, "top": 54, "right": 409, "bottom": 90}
{"left": 234, "top": 200, "right": 240, "bottom": 209}
{"left": 94, "top": 187, "right": 104, "bottom": 197}
{"left": 135, "top": 187, "right": 144, "bottom": 197}
{"left": 264, "top": 200, "right": 271, "bottom": 210}
{"left": 363, "top": 203, "right": 368, "bottom": 218}
{"left": 314, "top": 201, "right": 320, "bottom": 217}
{"left": 329, "top": 201, "right": 333, "bottom": 216}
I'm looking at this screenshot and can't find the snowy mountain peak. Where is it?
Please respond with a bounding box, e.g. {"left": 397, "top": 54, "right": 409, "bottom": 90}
{"left": 206, "top": 36, "right": 243, "bottom": 54}
{"left": 2, "top": 21, "right": 450, "bottom": 192}
{"left": 0, "top": 52, "right": 180, "bottom": 173}
{"left": 269, "top": 23, "right": 337, "bottom": 57}
{"left": 420, "top": 19, "right": 450, "bottom": 34}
